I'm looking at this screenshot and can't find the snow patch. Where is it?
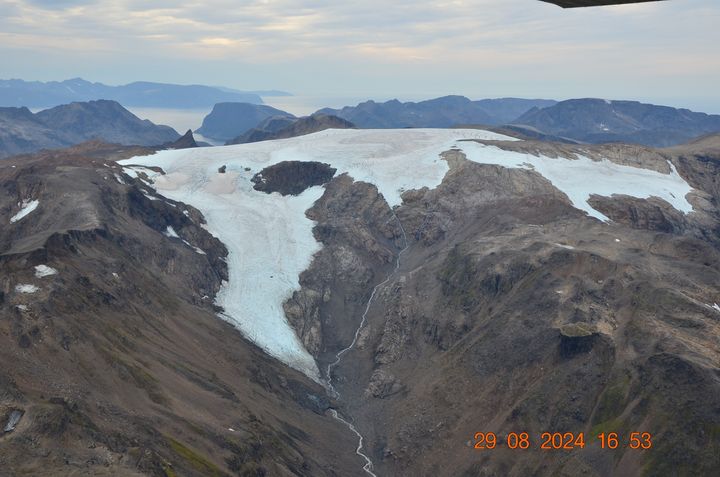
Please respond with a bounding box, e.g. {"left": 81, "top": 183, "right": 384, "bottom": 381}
{"left": 34, "top": 265, "right": 58, "bottom": 278}
{"left": 554, "top": 243, "right": 575, "bottom": 250}
{"left": 708, "top": 303, "right": 720, "bottom": 313}
{"left": 121, "top": 129, "right": 515, "bottom": 379}
{"left": 183, "top": 239, "right": 206, "bottom": 255}
{"left": 459, "top": 142, "right": 694, "bottom": 222}
{"left": 114, "top": 173, "right": 126, "bottom": 185}
{"left": 164, "top": 226, "right": 180, "bottom": 238}
{"left": 15, "top": 304, "right": 28, "bottom": 312}
{"left": 10, "top": 199, "right": 39, "bottom": 223}
{"left": 15, "top": 284, "right": 39, "bottom": 294}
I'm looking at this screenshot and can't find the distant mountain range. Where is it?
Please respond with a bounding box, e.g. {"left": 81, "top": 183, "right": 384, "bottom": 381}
{"left": 0, "top": 78, "right": 291, "bottom": 109}
{"left": 195, "top": 103, "right": 296, "bottom": 141}
{"left": 0, "top": 100, "right": 180, "bottom": 158}
{"left": 4, "top": 90, "right": 719, "bottom": 156}
{"left": 227, "top": 113, "right": 356, "bottom": 145}
{"left": 316, "top": 96, "right": 557, "bottom": 128}
{"left": 512, "top": 98, "right": 720, "bottom": 147}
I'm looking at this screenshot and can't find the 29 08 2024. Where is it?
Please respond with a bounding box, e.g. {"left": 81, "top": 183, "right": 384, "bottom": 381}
{"left": 472, "top": 431, "right": 652, "bottom": 450}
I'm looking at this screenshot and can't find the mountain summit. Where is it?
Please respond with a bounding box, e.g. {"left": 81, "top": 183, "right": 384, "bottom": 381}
{"left": 513, "top": 98, "right": 720, "bottom": 146}
{"left": 316, "top": 96, "right": 556, "bottom": 128}
{"left": 0, "top": 100, "right": 180, "bottom": 158}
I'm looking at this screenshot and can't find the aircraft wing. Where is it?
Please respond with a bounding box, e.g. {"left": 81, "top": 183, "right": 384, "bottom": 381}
{"left": 539, "top": 0, "right": 664, "bottom": 7}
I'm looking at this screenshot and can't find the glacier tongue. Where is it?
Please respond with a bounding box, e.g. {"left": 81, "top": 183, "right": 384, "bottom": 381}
{"left": 120, "top": 128, "right": 509, "bottom": 379}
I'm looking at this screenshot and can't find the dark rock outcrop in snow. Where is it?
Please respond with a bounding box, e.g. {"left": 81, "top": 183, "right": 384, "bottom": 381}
{"left": 251, "top": 161, "right": 337, "bottom": 196}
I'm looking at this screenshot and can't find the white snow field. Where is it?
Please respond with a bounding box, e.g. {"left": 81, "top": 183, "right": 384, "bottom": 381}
{"left": 34, "top": 265, "right": 58, "bottom": 278}
{"left": 15, "top": 284, "right": 39, "bottom": 294}
{"left": 459, "top": 141, "right": 694, "bottom": 222}
{"left": 10, "top": 199, "right": 39, "bottom": 223}
{"left": 121, "top": 128, "right": 695, "bottom": 378}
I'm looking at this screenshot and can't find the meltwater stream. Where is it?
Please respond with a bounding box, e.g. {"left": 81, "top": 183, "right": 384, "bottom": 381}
{"left": 324, "top": 210, "right": 409, "bottom": 477}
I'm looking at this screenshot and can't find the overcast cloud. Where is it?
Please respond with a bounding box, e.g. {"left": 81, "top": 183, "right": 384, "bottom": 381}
{"left": 1, "top": 0, "right": 718, "bottom": 111}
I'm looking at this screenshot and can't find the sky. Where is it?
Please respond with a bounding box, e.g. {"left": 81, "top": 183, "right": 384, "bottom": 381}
{"left": 1, "top": 0, "right": 719, "bottom": 112}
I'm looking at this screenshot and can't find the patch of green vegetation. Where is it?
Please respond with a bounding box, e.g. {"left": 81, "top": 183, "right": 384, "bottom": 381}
{"left": 161, "top": 463, "right": 178, "bottom": 477}
{"left": 167, "top": 436, "right": 223, "bottom": 477}
{"left": 238, "top": 462, "right": 267, "bottom": 476}
{"left": 560, "top": 323, "right": 596, "bottom": 338}
{"left": 589, "top": 416, "right": 624, "bottom": 438}
{"left": 592, "top": 373, "right": 631, "bottom": 427}
{"left": 707, "top": 424, "right": 720, "bottom": 442}
{"left": 437, "top": 247, "right": 481, "bottom": 311}
{"left": 99, "top": 348, "right": 168, "bottom": 405}
{"left": 126, "top": 364, "right": 168, "bottom": 405}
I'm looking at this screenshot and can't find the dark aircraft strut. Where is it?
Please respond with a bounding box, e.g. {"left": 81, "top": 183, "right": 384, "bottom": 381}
{"left": 539, "top": 0, "right": 664, "bottom": 7}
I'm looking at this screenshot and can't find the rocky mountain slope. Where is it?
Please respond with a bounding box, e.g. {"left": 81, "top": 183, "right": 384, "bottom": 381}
{"left": 195, "top": 103, "right": 295, "bottom": 142}
{"left": 227, "top": 113, "right": 355, "bottom": 145}
{"left": 0, "top": 101, "right": 180, "bottom": 159}
{"left": 121, "top": 128, "right": 720, "bottom": 476}
{"left": 0, "top": 144, "right": 362, "bottom": 476}
{"left": 0, "top": 78, "right": 273, "bottom": 109}
{"left": 331, "top": 139, "right": 720, "bottom": 476}
{"left": 513, "top": 98, "right": 720, "bottom": 147}
{"left": 0, "top": 107, "right": 70, "bottom": 159}
{"left": 2, "top": 128, "right": 720, "bottom": 476}
{"left": 316, "top": 96, "right": 555, "bottom": 128}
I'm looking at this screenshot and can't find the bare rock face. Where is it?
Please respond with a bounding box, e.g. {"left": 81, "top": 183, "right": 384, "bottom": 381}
{"left": 283, "top": 174, "right": 404, "bottom": 365}
{"left": 364, "top": 369, "right": 404, "bottom": 399}
{"left": 559, "top": 323, "right": 599, "bottom": 357}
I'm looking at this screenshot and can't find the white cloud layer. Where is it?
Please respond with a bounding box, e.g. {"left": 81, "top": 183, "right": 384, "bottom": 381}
{"left": 1, "top": 0, "right": 719, "bottom": 110}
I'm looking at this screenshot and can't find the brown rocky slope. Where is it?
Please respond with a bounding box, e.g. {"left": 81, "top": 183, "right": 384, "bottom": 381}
{"left": 0, "top": 145, "right": 363, "bottom": 476}
{"left": 2, "top": 132, "right": 720, "bottom": 477}
{"left": 284, "top": 137, "right": 720, "bottom": 476}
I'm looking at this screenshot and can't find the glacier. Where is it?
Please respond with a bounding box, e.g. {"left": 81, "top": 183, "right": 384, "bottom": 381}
{"left": 459, "top": 141, "right": 694, "bottom": 222}
{"left": 120, "top": 128, "right": 695, "bottom": 379}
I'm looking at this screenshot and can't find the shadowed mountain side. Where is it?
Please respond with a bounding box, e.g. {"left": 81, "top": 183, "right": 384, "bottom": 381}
{"left": 195, "top": 103, "right": 295, "bottom": 142}
{"left": 513, "top": 98, "right": 720, "bottom": 147}
{"left": 316, "top": 96, "right": 556, "bottom": 128}
{"left": 228, "top": 114, "right": 356, "bottom": 145}
{"left": 0, "top": 101, "right": 181, "bottom": 159}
